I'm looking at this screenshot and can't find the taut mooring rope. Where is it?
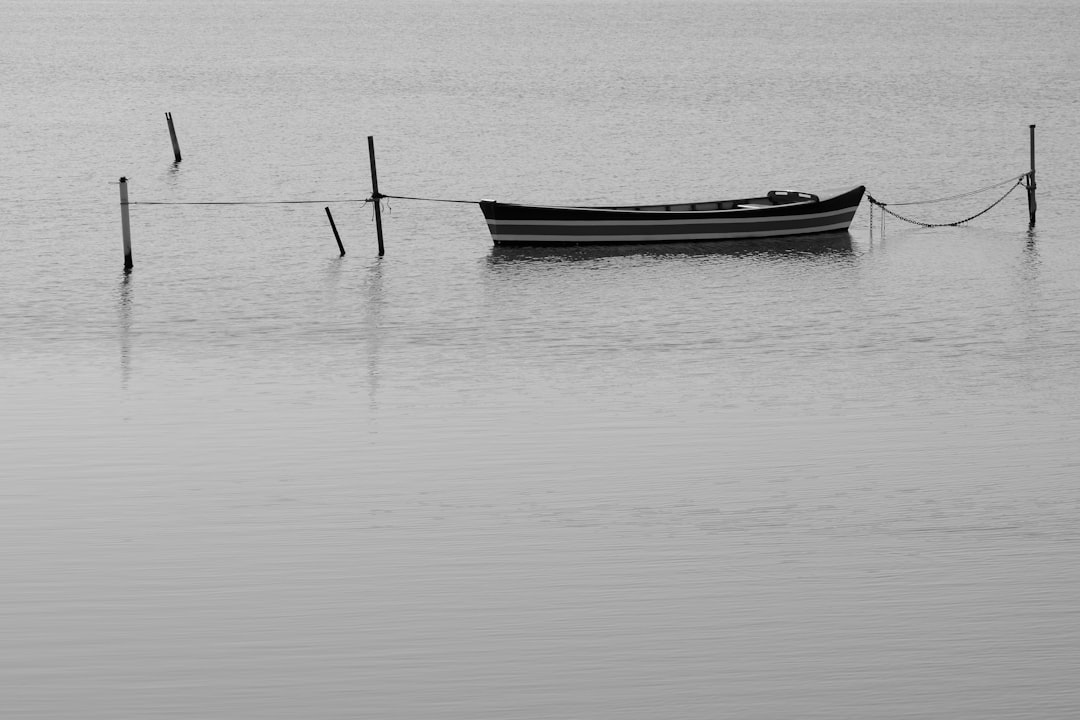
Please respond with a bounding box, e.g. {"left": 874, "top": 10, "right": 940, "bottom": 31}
{"left": 874, "top": 172, "right": 1029, "bottom": 207}
{"left": 380, "top": 194, "right": 480, "bottom": 205}
{"left": 129, "top": 194, "right": 481, "bottom": 210}
{"left": 366, "top": 193, "right": 481, "bottom": 220}
{"left": 128, "top": 198, "right": 365, "bottom": 206}
{"left": 867, "top": 174, "right": 1028, "bottom": 228}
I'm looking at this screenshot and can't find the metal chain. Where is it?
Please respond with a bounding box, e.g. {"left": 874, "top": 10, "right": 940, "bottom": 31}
{"left": 866, "top": 178, "right": 1025, "bottom": 228}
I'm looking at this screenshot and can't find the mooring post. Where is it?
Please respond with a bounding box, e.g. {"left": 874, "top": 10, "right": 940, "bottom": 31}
{"left": 166, "top": 112, "right": 182, "bottom": 162}
{"left": 119, "top": 177, "right": 133, "bottom": 272}
{"left": 325, "top": 206, "right": 346, "bottom": 256}
{"left": 367, "top": 135, "right": 385, "bottom": 256}
{"left": 1027, "top": 124, "right": 1036, "bottom": 226}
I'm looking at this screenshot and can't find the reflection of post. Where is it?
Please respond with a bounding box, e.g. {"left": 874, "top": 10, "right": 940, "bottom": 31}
{"left": 119, "top": 177, "right": 133, "bottom": 272}
{"left": 367, "top": 135, "right": 385, "bottom": 256}
{"left": 166, "top": 112, "right": 182, "bottom": 162}
{"left": 363, "top": 259, "right": 384, "bottom": 411}
{"left": 118, "top": 274, "right": 133, "bottom": 389}
{"left": 1027, "top": 124, "right": 1037, "bottom": 226}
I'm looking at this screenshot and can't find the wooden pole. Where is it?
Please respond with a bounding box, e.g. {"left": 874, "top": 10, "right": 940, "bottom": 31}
{"left": 119, "top": 177, "right": 133, "bottom": 272}
{"left": 1027, "top": 124, "right": 1036, "bottom": 226}
{"left": 325, "top": 206, "right": 346, "bottom": 256}
{"left": 367, "top": 135, "right": 385, "bottom": 256}
{"left": 166, "top": 112, "right": 182, "bottom": 162}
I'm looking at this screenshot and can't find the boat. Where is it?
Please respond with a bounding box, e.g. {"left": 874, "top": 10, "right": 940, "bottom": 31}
{"left": 479, "top": 185, "right": 865, "bottom": 246}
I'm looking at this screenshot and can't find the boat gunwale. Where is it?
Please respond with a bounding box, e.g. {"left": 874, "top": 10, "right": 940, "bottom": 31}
{"left": 480, "top": 186, "right": 865, "bottom": 218}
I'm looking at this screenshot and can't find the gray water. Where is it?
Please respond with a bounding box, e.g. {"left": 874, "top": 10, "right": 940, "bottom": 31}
{"left": 3, "top": 1, "right": 1080, "bottom": 717}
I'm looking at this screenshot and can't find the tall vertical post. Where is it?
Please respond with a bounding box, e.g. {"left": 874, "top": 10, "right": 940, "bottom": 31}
{"left": 367, "top": 135, "right": 385, "bottom": 256}
{"left": 119, "top": 177, "right": 133, "bottom": 272}
{"left": 166, "top": 112, "right": 182, "bottom": 162}
{"left": 1027, "top": 124, "right": 1036, "bottom": 226}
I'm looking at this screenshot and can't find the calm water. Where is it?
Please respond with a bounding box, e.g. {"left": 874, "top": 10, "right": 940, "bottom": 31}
{"left": 3, "top": 1, "right": 1080, "bottom": 717}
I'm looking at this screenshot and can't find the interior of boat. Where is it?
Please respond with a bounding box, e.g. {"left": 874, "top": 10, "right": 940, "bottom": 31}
{"left": 617, "top": 190, "right": 819, "bottom": 212}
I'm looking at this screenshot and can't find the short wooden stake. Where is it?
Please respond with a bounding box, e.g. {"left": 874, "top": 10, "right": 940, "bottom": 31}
{"left": 1027, "top": 124, "right": 1036, "bottom": 226}
{"left": 119, "top": 177, "right": 133, "bottom": 272}
{"left": 367, "top": 135, "right": 385, "bottom": 256}
{"left": 166, "top": 112, "right": 182, "bottom": 162}
{"left": 325, "top": 206, "right": 346, "bottom": 256}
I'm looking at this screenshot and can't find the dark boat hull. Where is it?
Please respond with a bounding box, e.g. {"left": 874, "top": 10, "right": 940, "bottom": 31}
{"left": 479, "top": 186, "right": 865, "bottom": 246}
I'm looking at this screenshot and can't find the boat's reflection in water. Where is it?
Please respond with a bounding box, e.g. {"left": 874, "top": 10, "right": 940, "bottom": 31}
{"left": 485, "top": 231, "right": 853, "bottom": 265}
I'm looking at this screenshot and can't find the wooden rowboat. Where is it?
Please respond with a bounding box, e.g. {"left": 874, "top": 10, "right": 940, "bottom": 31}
{"left": 479, "top": 186, "right": 865, "bottom": 246}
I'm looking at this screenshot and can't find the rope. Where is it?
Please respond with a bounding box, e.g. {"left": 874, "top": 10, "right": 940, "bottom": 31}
{"left": 129, "top": 194, "right": 479, "bottom": 208}
{"left": 128, "top": 198, "right": 366, "bottom": 206}
{"left": 381, "top": 193, "right": 480, "bottom": 205}
{"left": 361, "top": 192, "right": 481, "bottom": 220}
{"left": 877, "top": 172, "right": 1029, "bottom": 207}
{"left": 867, "top": 177, "right": 1026, "bottom": 228}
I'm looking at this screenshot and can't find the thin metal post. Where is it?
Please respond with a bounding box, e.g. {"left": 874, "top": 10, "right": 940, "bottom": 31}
{"left": 1027, "top": 124, "right": 1036, "bottom": 226}
{"left": 119, "top": 177, "right": 133, "bottom": 272}
{"left": 166, "top": 112, "right": 182, "bottom": 163}
{"left": 325, "top": 206, "right": 346, "bottom": 256}
{"left": 367, "top": 135, "right": 385, "bottom": 256}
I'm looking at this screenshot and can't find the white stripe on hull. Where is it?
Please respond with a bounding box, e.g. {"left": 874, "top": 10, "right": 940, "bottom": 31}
{"left": 489, "top": 218, "right": 857, "bottom": 244}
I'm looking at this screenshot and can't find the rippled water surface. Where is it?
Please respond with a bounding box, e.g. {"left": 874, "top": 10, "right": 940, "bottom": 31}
{"left": 3, "top": 1, "right": 1080, "bottom": 717}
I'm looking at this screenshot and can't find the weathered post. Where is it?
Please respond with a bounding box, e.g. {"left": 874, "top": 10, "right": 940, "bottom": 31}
{"left": 1027, "top": 124, "right": 1036, "bottom": 226}
{"left": 119, "top": 177, "right": 133, "bottom": 272}
{"left": 325, "top": 206, "right": 346, "bottom": 256}
{"left": 367, "top": 135, "right": 385, "bottom": 256}
{"left": 166, "top": 112, "right": 182, "bottom": 163}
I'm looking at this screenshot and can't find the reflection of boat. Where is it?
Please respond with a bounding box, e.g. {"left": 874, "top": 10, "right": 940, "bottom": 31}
{"left": 486, "top": 233, "right": 853, "bottom": 264}
{"left": 479, "top": 186, "right": 865, "bottom": 246}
